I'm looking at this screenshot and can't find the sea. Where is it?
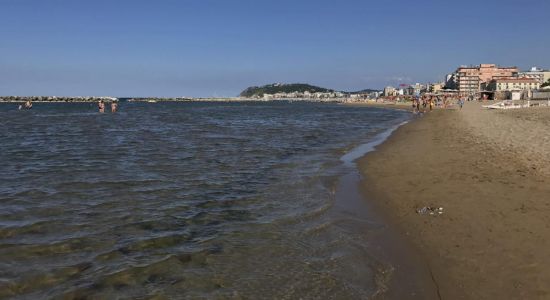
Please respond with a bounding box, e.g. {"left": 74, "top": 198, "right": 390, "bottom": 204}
{"left": 0, "top": 101, "right": 421, "bottom": 299}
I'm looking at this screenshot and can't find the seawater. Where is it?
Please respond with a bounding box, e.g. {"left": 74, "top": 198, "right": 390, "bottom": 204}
{"left": 0, "top": 101, "right": 411, "bottom": 299}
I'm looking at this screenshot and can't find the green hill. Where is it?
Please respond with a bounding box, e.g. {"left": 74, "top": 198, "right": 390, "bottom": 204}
{"left": 239, "top": 83, "right": 334, "bottom": 97}
{"left": 349, "top": 89, "right": 380, "bottom": 94}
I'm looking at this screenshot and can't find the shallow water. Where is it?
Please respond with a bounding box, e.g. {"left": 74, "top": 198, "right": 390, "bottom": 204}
{"left": 0, "top": 101, "right": 411, "bottom": 299}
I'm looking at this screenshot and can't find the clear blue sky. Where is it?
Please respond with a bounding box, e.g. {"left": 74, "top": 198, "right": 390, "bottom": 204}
{"left": 1, "top": 0, "right": 548, "bottom": 97}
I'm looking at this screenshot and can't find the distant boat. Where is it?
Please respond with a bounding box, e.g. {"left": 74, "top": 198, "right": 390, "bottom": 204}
{"left": 147, "top": 100, "right": 158, "bottom": 103}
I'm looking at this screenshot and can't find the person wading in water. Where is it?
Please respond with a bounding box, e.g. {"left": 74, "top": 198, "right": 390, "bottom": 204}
{"left": 111, "top": 101, "right": 118, "bottom": 113}
{"left": 98, "top": 100, "right": 105, "bottom": 113}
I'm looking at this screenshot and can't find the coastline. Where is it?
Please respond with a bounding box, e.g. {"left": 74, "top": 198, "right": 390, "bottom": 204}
{"left": 358, "top": 102, "right": 550, "bottom": 299}
{"left": 342, "top": 101, "right": 415, "bottom": 111}
{"left": 0, "top": 98, "right": 345, "bottom": 103}
{"left": 336, "top": 119, "right": 446, "bottom": 299}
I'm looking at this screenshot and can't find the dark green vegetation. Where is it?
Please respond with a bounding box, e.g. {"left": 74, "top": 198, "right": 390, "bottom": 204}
{"left": 542, "top": 79, "right": 550, "bottom": 88}
{"left": 239, "top": 83, "right": 380, "bottom": 97}
{"left": 349, "top": 89, "right": 381, "bottom": 94}
{"left": 239, "top": 83, "right": 334, "bottom": 97}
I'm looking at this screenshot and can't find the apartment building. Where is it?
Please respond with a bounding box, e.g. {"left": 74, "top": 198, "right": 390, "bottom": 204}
{"left": 429, "top": 82, "right": 444, "bottom": 93}
{"left": 383, "top": 86, "right": 397, "bottom": 97}
{"left": 518, "top": 67, "right": 550, "bottom": 85}
{"left": 455, "top": 64, "right": 519, "bottom": 95}
{"left": 405, "top": 83, "right": 425, "bottom": 96}
{"left": 487, "top": 77, "right": 540, "bottom": 91}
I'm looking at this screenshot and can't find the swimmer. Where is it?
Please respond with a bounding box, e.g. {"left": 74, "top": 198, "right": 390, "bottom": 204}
{"left": 98, "top": 100, "right": 105, "bottom": 113}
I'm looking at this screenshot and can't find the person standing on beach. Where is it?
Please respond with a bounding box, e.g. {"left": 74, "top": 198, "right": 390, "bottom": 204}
{"left": 412, "top": 99, "right": 420, "bottom": 114}
{"left": 98, "top": 100, "right": 105, "bottom": 113}
{"left": 422, "top": 98, "right": 428, "bottom": 112}
{"left": 458, "top": 98, "right": 464, "bottom": 110}
{"left": 111, "top": 101, "right": 118, "bottom": 113}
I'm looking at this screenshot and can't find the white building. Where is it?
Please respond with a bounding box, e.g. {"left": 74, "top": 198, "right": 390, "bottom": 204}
{"left": 518, "top": 67, "right": 550, "bottom": 85}
{"left": 406, "top": 83, "right": 425, "bottom": 96}
{"left": 487, "top": 77, "right": 540, "bottom": 91}
{"left": 383, "top": 86, "right": 397, "bottom": 97}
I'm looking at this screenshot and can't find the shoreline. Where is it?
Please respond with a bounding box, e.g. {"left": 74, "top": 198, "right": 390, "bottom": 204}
{"left": 0, "top": 98, "right": 349, "bottom": 103}
{"left": 336, "top": 120, "right": 441, "bottom": 299}
{"left": 358, "top": 102, "right": 550, "bottom": 299}
{"left": 342, "top": 101, "right": 415, "bottom": 111}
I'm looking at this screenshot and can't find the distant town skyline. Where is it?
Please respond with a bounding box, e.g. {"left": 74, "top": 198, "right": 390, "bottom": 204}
{"left": 1, "top": 0, "right": 549, "bottom": 97}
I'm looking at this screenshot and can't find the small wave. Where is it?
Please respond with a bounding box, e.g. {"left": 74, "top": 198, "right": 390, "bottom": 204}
{"left": 34, "top": 112, "right": 99, "bottom": 117}
{"left": 340, "top": 120, "right": 410, "bottom": 165}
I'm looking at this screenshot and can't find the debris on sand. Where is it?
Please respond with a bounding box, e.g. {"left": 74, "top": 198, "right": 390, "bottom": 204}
{"left": 417, "top": 206, "right": 444, "bottom": 216}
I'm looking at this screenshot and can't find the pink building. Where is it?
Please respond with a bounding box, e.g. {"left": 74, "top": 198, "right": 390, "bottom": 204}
{"left": 456, "top": 64, "right": 519, "bottom": 95}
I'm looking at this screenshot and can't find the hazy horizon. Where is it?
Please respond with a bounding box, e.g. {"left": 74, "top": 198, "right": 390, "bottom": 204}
{"left": 1, "top": 0, "right": 549, "bottom": 97}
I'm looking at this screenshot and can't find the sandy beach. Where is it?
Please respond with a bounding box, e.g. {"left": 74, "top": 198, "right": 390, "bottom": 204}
{"left": 361, "top": 102, "right": 550, "bottom": 299}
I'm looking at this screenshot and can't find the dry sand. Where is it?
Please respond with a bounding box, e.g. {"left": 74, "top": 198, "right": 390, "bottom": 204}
{"left": 360, "top": 102, "right": 550, "bottom": 299}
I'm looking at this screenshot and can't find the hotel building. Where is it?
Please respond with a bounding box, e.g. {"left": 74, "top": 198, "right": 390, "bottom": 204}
{"left": 455, "top": 64, "right": 519, "bottom": 95}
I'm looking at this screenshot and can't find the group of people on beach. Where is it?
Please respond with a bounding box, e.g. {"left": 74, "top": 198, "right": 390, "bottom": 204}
{"left": 412, "top": 95, "right": 466, "bottom": 113}
{"left": 98, "top": 100, "right": 117, "bottom": 113}
{"left": 412, "top": 97, "right": 434, "bottom": 114}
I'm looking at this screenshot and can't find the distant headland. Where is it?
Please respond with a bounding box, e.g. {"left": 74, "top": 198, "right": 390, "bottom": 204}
{"left": 239, "top": 83, "right": 380, "bottom": 99}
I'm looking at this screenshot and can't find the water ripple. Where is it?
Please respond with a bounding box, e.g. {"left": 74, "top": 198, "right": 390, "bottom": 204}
{"left": 0, "top": 101, "right": 410, "bottom": 298}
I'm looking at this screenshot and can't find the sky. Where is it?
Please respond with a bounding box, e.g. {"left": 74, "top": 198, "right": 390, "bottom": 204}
{"left": 0, "top": 0, "right": 549, "bottom": 97}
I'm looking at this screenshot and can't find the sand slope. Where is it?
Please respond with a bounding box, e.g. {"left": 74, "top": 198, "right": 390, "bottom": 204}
{"left": 360, "top": 102, "right": 550, "bottom": 299}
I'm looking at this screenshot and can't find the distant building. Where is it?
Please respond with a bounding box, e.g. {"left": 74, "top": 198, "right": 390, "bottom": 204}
{"left": 383, "top": 86, "right": 397, "bottom": 97}
{"left": 455, "top": 64, "right": 519, "bottom": 95}
{"left": 369, "top": 91, "right": 382, "bottom": 98}
{"left": 487, "top": 77, "right": 540, "bottom": 91}
{"left": 429, "top": 82, "right": 444, "bottom": 93}
{"left": 406, "top": 83, "right": 424, "bottom": 96}
{"left": 518, "top": 67, "right": 550, "bottom": 85}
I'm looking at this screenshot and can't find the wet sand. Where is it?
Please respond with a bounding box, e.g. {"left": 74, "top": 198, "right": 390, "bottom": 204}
{"left": 360, "top": 102, "right": 550, "bottom": 299}
{"left": 343, "top": 101, "right": 415, "bottom": 111}
{"left": 335, "top": 166, "right": 440, "bottom": 299}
